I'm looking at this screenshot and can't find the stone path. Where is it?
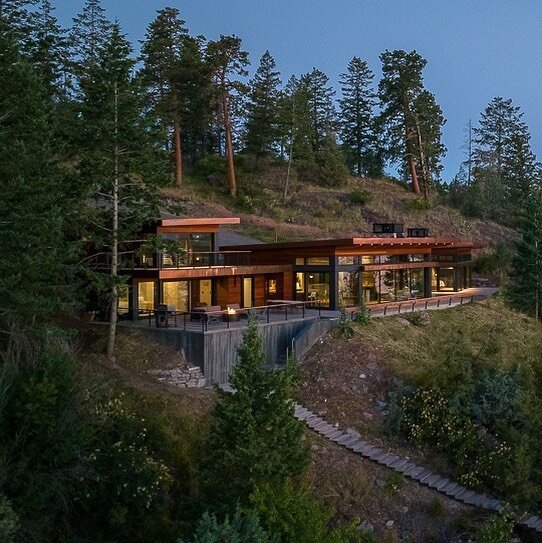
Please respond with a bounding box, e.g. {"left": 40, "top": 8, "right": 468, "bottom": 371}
{"left": 294, "top": 404, "right": 542, "bottom": 533}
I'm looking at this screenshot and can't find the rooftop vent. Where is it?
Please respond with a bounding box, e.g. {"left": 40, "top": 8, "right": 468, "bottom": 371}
{"left": 407, "top": 227, "right": 430, "bottom": 237}
{"left": 372, "top": 223, "right": 404, "bottom": 237}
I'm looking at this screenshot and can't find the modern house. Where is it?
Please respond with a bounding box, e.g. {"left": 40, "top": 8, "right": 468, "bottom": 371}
{"left": 224, "top": 222, "right": 478, "bottom": 309}
{"left": 90, "top": 217, "right": 478, "bottom": 318}
{"left": 110, "top": 217, "right": 293, "bottom": 319}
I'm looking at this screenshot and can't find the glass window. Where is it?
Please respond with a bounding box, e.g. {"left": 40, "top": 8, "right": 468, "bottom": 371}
{"left": 338, "top": 256, "right": 358, "bottom": 265}
{"left": 138, "top": 281, "right": 155, "bottom": 310}
{"left": 338, "top": 271, "right": 359, "bottom": 307}
{"left": 306, "top": 257, "right": 330, "bottom": 265}
{"left": 162, "top": 281, "right": 189, "bottom": 312}
{"left": 362, "top": 255, "right": 375, "bottom": 264}
{"left": 408, "top": 253, "right": 427, "bottom": 262}
{"left": 306, "top": 272, "right": 330, "bottom": 306}
{"left": 295, "top": 257, "right": 305, "bottom": 265}
{"left": 362, "top": 271, "right": 378, "bottom": 304}
{"left": 266, "top": 278, "right": 277, "bottom": 295}
{"left": 243, "top": 277, "right": 253, "bottom": 307}
{"left": 409, "top": 268, "right": 425, "bottom": 298}
{"left": 295, "top": 273, "right": 305, "bottom": 300}
{"left": 438, "top": 268, "right": 455, "bottom": 291}
{"left": 190, "top": 234, "right": 212, "bottom": 265}
{"left": 118, "top": 284, "right": 129, "bottom": 315}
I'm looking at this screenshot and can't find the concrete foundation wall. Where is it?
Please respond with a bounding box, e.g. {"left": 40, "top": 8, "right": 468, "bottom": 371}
{"left": 138, "top": 317, "right": 322, "bottom": 384}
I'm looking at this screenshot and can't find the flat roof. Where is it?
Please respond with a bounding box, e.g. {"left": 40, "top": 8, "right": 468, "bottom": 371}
{"left": 224, "top": 236, "right": 479, "bottom": 251}
{"left": 160, "top": 217, "right": 241, "bottom": 227}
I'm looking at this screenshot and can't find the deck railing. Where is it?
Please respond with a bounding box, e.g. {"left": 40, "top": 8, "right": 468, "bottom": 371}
{"left": 88, "top": 250, "right": 251, "bottom": 270}
{"left": 128, "top": 301, "right": 322, "bottom": 333}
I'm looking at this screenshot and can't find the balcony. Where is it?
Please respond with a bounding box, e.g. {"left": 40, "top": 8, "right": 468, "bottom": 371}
{"left": 88, "top": 250, "right": 252, "bottom": 270}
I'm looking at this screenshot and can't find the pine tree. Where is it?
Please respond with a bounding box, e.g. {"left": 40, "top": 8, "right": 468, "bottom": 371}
{"left": 206, "top": 35, "right": 249, "bottom": 197}
{"left": 506, "top": 190, "right": 542, "bottom": 319}
{"left": 28, "top": 0, "right": 68, "bottom": 100}
{"left": 245, "top": 50, "right": 281, "bottom": 159}
{"left": 0, "top": 0, "right": 38, "bottom": 49}
{"left": 472, "top": 97, "right": 540, "bottom": 225}
{"left": 338, "top": 56, "right": 376, "bottom": 176}
{"left": 177, "top": 35, "right": 214, "bottom": 166}
{"left": 318, "top": 130, "right": 349, "bottom": 187}
{"left": 139, "top": 7, "right": 188, "bottom": 184}
{"left": 200, "top": 320, "right": 309, "bottom": 513}
{"left": 69, "top": 0, "right": 111, "bottom": 69}
{"left": 379, "top": 49, "right": 445, "bottom": 195}
{"left": 299, "top": 68, "right": 336, "bottom": 155}
{"left": 0, "top": 34, "right": 76, "bottom": 322}
{"left": 78, "top": 23, "right": 167, "bottom": 359}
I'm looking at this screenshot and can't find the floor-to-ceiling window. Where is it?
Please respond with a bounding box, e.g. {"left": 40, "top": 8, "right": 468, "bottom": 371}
{"left": 437, "top": 268, "right": 455, "bottom": 291}
{"left": 306, "top": 272, "right": 330, "bottom": 307}
{"left": 338, "top": 271, "right": 360, "bottom": 307}
{"left": 137, "top": 281, "right": 155, "bottom": 310}
{"left": 362, "top": 271, "right": 379, "bottom": 304}
{"left": 243, "top": 277, "right": 253, "bottom": 307}
{"left": 162, "top": 281, "right": 189, "bottom": 311}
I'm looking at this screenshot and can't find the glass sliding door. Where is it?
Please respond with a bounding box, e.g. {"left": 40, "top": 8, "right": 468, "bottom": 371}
{"left": 306, "top": 272, "right": 330, "bottom": 307}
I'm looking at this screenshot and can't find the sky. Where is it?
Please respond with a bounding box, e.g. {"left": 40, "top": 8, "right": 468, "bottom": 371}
{"left": 53, "top": 0, "right": 542, "bottom": 181}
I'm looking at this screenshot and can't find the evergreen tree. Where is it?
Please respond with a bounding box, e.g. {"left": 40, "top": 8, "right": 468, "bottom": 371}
{"left": 206, "top": 35, "right": 249, "bottom": 197}
{"left": 245, "top": 50, "right": 281, "bottom": 159}
{"left": 78, "top": 23, "right": 167, "bottom": 358}
{"left": 177, "top": 35, "right": 214, "bottom": 166}
{"left": 506, "top": 190, "right": 542, "bottom": 319}
{"left": 318, "top": 130, "right": 349, "bottom": 187}
{"left": 0, "top": 0, "right": 37, "bottom": 49}
{"left": 199, "top": 321, "right": 309, "bottom": 513}
{"left": 69, "top": 0, "right": 111, "bottom": 69}
{"left": 299, "top": 68, "right": 336, "bottom": 154}
{"left": 28, "top": 0, "right": 68, "bottom": 100}
{"left": 139, "top": 7, "right": 188, "bottom": 184}
{"left": 338, "top": 56, "right": 377, "bottom": 176}
{"left": 472, "top": 97, "right": 540, "bottom": 225}
{"left": 0, "top": 34, "right": 76, "bottom": 322}
{"left": 378, "top": 49, "right": 445, "bottom": 195}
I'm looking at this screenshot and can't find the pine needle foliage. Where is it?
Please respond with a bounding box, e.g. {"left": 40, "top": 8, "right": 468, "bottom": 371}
{"left": 199, "top": 319, "right": 309, "bottom": 513}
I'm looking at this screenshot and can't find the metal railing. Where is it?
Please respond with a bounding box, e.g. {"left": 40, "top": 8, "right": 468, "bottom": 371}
{"left": 128, "top": 301, "right": 322, "bottom": 333}
{"left": 350, "top": 293, "right": 480, "bottom": 319}
{"left": 88, "top": 250, "right": 251, "bottom": 270}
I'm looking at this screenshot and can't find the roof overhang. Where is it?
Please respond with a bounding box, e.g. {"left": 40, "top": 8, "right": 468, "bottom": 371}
{"left": 160, "top": 217, "right": 240, "bottom": 227}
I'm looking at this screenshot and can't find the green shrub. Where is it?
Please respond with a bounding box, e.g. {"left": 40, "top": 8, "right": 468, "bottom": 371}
{"left": 350, "top": 189, "right": 373, "bottom": 206}
{"left": 476, "top": 512, "right": 515, "bottom": 543}
{"left": 408, "top": 197, "right": 431, "bottom": 211}
{"left": 337, "top": 308, "right": 355, "bottom": 338}
{"left": 0, "top": 494, "right": 19, "bottom": 543}
{"left": 383, "top": 472, "right": 405, "bottom": 494}
{"left": 251, "top": 481, "right": 373, "bottom": 543}
{"left": 182, "top": 508, "right": 272, "bottom": 543}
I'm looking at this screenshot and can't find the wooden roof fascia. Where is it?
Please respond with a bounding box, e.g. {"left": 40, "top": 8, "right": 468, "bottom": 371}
{"left": 159, "top": 217, "right": 241, "bottom": 227}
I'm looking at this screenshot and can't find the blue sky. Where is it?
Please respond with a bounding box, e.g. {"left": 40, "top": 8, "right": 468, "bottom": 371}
{"left": 53, "top": 0, "right": 542, "bottom": 181}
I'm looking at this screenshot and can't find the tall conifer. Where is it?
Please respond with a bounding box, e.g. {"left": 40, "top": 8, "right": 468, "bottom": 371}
{"left": 339, "top": 56, "right": 376, "bottom": 176}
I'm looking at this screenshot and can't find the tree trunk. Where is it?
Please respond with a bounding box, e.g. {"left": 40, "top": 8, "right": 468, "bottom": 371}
{"left": 172, "top": 91, "right": 182, "bottom": 185}
{"left": 221, "top": 79, "right": 237, "bottom": 197}
{"left": 403, "top": 97, "right": 421, "bottom": 194}
{"left": 415, "top": 118, "right": 429, "bottom": 199}
{"left": 106, "top": 82, "right": 119, "bottom": 363}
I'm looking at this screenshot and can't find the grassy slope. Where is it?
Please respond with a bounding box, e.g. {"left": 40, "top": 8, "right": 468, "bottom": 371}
{"left": 163, "top": 166, "right": 515, "bottom": 248}
{"left": 296, "top": 298, "right": 542, "bottom": 539}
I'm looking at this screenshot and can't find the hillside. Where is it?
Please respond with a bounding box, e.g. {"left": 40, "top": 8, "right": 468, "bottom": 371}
{"left": 163, "top": 165, "right": 515, "bottom": 248}
{"left": 296, "top": 298, "right": 542, "bottom": 541}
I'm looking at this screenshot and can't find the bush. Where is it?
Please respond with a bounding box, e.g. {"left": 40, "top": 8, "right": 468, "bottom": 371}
{"left": 350, "top": 189, "right": 373, "bottom": 206}
{"left": 476, "top": 512, "right": 516, "bottom": 543}
{"left": 0, "top": 494, "right": 19, "bottom": 543}
{"left": 408, "top": 197, "right": 431, "bottom": 211}
{"left": 337, "top": 308, "right": 355, "bottom": 338}
{"left": 182, "top": 509, "right": 272, "bottom": 543}
{"left": 250, "top": 481, "right": 372, "bottom": 543}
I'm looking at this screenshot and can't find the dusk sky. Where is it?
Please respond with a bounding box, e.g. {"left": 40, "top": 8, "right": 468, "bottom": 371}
{"left": 54, "top": 0, "right": 542, "bottom": 181}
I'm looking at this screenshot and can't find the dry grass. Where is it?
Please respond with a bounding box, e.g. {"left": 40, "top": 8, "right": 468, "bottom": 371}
{"left": 163, "top": 169, "right": 517, "bottom": 248}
